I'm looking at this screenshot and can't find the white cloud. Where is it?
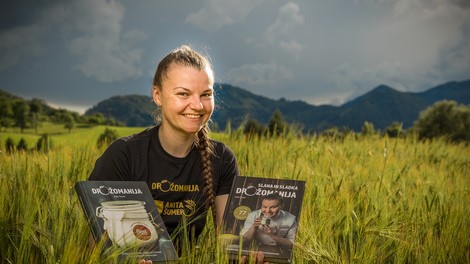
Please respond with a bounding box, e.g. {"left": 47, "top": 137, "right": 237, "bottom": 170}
{"left": 266, "top": 2, "right": 304, "bottom": 41}
{"left": 226, "top": 62, "right": 293, "bottom": 86}
{"left": 186, "top": 0, "right": 264, "bottom": 33}
{"left": 260, "top": 2, "right": 304, "bottom": 58}
{"left": 64, "top": 0, "right": 147, "bottom": 82}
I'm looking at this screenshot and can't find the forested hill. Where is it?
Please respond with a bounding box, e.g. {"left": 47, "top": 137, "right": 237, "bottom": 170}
{"left": 84, "top": 80, "right": 470, "bottom": 132}
{"left": 85, "top": 94, "right": 155, "bottom": 127}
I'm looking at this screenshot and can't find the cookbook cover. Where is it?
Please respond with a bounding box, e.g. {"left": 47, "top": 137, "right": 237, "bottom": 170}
{"left": 220, "top": 176, "right": 306, "bottom": 263}
{"left": 75, "top": 180, "right": 178, "bottom": 262}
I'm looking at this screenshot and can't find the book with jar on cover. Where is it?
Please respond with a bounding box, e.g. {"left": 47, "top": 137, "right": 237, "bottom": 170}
{"left": 74, "top": 180, "right": 178, "bottom": 263}
{"left": 220, "top": 176, "right": 306, "bottom": 263}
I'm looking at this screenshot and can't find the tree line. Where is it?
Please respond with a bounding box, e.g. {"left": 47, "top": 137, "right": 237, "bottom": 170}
{"left": 1, "top": 96, "right": 469, "bottom": 154}
{"left": 238, "top": 100, "right": 470, "bottom": 143}
{"left": 0, "top": 94, "right": 123, "bottom": 133}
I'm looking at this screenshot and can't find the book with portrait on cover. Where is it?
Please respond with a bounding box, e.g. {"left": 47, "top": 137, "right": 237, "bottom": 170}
{"left": 74, "top": 181, "right": 178, "bottom": 262}
{"left": 220, "top": 176, "right": 306, "bottom": 263}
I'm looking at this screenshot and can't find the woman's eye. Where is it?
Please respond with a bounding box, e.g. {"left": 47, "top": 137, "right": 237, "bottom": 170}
{"left": 177, "top": 92, "right": 189, "bottom": 96}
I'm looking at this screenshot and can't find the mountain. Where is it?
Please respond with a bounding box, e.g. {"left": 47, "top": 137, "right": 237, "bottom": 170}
{"left": 85, "top": 94, "right": 155, "bottom": 126}
{"left": 336, "top": 85, "right": 429, "bottom": 130}
{"left": 83, "top": 79, "right": 470, "bottom": 132}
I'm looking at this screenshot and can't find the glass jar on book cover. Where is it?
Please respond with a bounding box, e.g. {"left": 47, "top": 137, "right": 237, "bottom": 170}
{"left": 96, "top": 200, "right": 159, "bottom": 247}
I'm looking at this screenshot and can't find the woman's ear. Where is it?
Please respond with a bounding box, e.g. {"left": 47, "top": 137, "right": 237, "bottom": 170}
{"left": 152, "top": 85, "right": 161, "bottom": 107}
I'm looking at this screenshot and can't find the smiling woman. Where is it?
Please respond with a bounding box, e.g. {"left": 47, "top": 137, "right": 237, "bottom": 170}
{"left": 88, "top": 45, "right": 239, "bottom": 255}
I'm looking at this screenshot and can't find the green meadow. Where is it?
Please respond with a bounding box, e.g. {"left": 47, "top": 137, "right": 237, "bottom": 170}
{"left": 1, "top": 124, "right": 469, "bottom": 263}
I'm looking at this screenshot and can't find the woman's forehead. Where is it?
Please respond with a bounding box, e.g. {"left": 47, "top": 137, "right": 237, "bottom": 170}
{"left": 164, "top": 63, "right": 213, "bottom": 83}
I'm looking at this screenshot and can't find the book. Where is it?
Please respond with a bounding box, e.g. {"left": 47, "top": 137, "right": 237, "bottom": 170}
{"left": 220, "top": 176, "right": 306, "bottom": 263}
{"left": 74, "top": 181, "right": 178, "bottom": 262}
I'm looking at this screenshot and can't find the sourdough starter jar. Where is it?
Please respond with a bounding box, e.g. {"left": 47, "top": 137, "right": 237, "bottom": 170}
{"left": 96, "top": 200, "right": 158, "bottom": 248}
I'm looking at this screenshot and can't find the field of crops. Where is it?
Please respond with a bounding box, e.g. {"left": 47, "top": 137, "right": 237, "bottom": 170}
{"left": 1, "top": 124, "right": 469, "bottom": 263}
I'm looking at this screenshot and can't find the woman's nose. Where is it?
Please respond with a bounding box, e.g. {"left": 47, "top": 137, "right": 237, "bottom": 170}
{"left": 189, "top": 96, "right": 203, "bottom": 110}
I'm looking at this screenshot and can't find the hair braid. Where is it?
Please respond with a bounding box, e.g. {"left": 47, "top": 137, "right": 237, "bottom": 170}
{"left": 195, "top": 125, "right": 216, "bottom": 225}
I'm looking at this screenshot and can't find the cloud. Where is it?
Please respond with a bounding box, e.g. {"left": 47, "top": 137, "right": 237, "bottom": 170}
{"left": 328, "top": 61, "right": 425, "bottom": 102}
{"left": 265, "top": 2, "right": 304, "bottom": 41}
{"left": 0, "top": 0, "right": 146, "bottom": 83}
{"left": 186, "top": 0, "right": 264, "bottom": 33}
{"left": 0, "top": 3, "right": 66, "bottom": 70}
{"left": 434, "top": 21, "right": 470, "bottom": 81}
{"left": 389, "top": 0, "right": 470, "bottom": 83}
{"left": 279, "top": 40, "right": 303, "bottom": 59}
{"left": 338, "top": 0, "right": 470, "bottom": 97}
{"left": 260, "top": 2, "right": 304, "bottom": 58}
{"left": 0, "top": 25, "right": 45, "bottom": 70}
{"left": 226, "top": 62, "right": 293, "bottom": 86}
{"left": 64, "top": 0, "right": 147, "bottom": 82}
{"left": 393, "top": 0, "right": 470, "bottom": 16}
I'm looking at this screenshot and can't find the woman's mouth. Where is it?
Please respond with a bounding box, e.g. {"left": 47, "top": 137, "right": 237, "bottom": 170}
{"left": 183, "top": 114, "right": 203, "bottom": 119}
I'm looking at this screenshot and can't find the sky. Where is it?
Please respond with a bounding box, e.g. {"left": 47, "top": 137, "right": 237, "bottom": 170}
{"left": 1, "top": 0, "right": 469, "bottom": 114}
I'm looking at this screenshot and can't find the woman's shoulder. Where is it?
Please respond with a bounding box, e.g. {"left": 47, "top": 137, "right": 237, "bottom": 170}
{"left": 210, "top": 139, "right": 236, "bottom": 157}
{"left": 107, "top": 126, "right": 157, "bottom": 152}
{"left": 119, "top": 126, "right": 157, "bottom": 143}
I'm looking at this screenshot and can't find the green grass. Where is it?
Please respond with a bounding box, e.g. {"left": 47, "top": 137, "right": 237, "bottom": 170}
{"left": 1, "top": 123, "right": 146, "bottom": 149}
{"left": 1, "top": 125, "right": 469, "bottom": 263}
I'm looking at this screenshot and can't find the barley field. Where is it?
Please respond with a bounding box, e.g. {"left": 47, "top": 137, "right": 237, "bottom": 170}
{"left": 1, "top": 125, "right": 469, "bottom": 263}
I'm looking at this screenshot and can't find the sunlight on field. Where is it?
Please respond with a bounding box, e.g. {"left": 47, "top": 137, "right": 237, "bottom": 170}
{"left": 1, "top": 125, "right": 469, "bottom": 263}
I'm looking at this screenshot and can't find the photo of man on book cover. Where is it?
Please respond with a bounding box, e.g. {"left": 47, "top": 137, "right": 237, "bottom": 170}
{"left": 221, "top": 176, "right": 305, "bottom": 263}
{"left": 240, "top": 193, "right": 297, "bottom": 249}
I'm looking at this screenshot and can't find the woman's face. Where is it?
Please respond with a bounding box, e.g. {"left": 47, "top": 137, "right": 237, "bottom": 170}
{"left": 153, "top": 63, "right": 214, "bottom": 135}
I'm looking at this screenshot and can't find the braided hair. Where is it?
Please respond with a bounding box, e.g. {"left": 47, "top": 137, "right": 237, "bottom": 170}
{"left": 152, "top": 45, "right": 218, "bottom": 224}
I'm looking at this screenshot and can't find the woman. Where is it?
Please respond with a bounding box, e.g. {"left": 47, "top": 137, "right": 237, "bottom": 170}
{"left": 89, "top": 45, "right": 239, "bottom": 243}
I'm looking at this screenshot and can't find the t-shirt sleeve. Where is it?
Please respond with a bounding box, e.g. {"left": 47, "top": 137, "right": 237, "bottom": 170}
{"left": 215, "top": 143, "right": 239, "bottom": 196}
{"left": 285, "top": 214, "right": 298, "bottom": 243}
{"left": 240, "top": 210, "right": 257, "bottom": 236}
{"left": 88, "top": 139, "right": 132, "bottom": 181}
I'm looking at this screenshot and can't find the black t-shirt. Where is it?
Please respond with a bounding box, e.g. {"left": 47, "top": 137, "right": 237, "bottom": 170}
{"left": 89, "top": 126, "right": 238, "bottom": 237}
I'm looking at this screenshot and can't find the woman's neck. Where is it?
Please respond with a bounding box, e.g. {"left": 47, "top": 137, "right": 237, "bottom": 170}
{"left": 158, "top": 124, "right": 195, "bottom": 158}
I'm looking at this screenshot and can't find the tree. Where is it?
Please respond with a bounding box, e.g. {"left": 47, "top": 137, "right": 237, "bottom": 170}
{"left": 0, "top": 100, "right": 14, "bottom": 131}
{"left": 413, "top": 100, "right": 470, "bottom": 142}
{"left": 36, "top": 134, "right": 53, "bottom": 152}
{"left": 17, "top": 138, "right": 28, "bottom": 151}
{"left": 243, "top": 118, "right": 266, "bottom": 137}
{"left": 13, "top": 101, "right": 30, "bottom": 133}
{"left": 267, "top": 109, "right": 288, "bottom": 136}
{"left": 88, "top": 113, "right": 106, "bottom": 125}
{"left": 361, "top": 121, "right": 376, "bottom": 136}
{"left": 29, "top": 98, "right": 44, "bottom": 133}
{"left": 5, "top": 137, "right": 15, "bottom": 153}
{"left": 63, "top": 112, "right": 75, "bottom": 132}
{"left": 384, "top": 122, "right": 404, "bottom": 138}
{"left": 97, "top": 128, "right": 119, "bottom": 148}
{"left": 321, "top": 127, "right": 343, "bottom": 141}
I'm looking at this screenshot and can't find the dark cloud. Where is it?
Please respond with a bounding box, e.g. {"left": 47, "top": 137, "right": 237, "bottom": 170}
{"left": 451, "top": 0, "right": 470, "bottom": 9}
{"left": 0, "top": 0, "right": 62, "bottom": 31}
{"left": 0, "top": 0, "right": 468, "bottom": 112}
